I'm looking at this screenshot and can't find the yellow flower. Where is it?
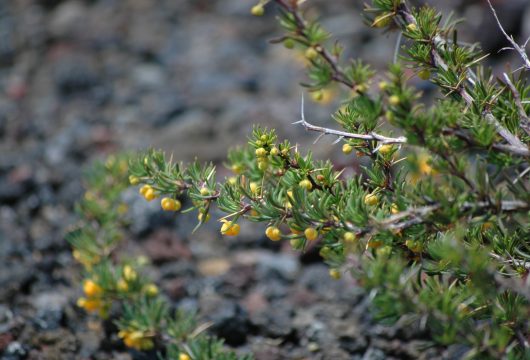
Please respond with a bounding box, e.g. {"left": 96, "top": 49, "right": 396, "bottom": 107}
{"left": 283, "top": 38, "right": 295, "bottom": 49}
{"left": 265, "top": 226, "right": 282, "bottom": 241}
{"left": 123, "top": 265, "right": 138, "bottom": 282}
{"left": 311, "top": 88, "right": 334, "bottom": 104}
{"left": 270, "top": 147, "right": 279, "bottom": 156}
{"left": 389, "top": 95, "right": 400, "bottom": 106}
{"left": 231, "top": 164, "right": 243, "bottom": 174}
{"left": 249, "top": 182, "right": 260, "bottom": 195}
{"left": 251, "top": 4, "right": 264, "bottom": 16}
{"left": 220, "top": 220, "right": 241, "bottom": 236}
{"left": 255, "top": 147, "right": 267, "bottom": 157}
{"left": 139, "top": 184, "right": 152, "bottom": 196}
{"left": 304, "top": 227, "right": 318, "bottom": 241}
{"left": 343, "top": 232, "right": 356, "bottom": 243}
{"left": 161, "top": 197, "right": 181, "bottom": 211}
{"left": 77, "top": 297, "right": 103, "bottom": 312}
{"left": 83, "top": 279, "right": 103, "bottom": 298}
{"left": 329, "top": 269, "right": 341, "bottom": 280}
{"left": 144, "top": 188, "right": 156, "bottom": 201}
{"left": 391, "top": 203, "right": 400, "bottom": 214}
{"left": 364, "top": 193, "right": 378, "bottom": 206}
{"left": 129, "top": 175, "right": 140, "bottom": 185}
{"left": 299, "top": 179, "right": 312, "bottom": 191}
{"left": 305, "top": 47, "right": 318, "bottom": 60}
{"left": 378, "top": 144, "right": 394, "bottom": 155}
{"left": 143, "top": 283, "right": 159, "bottom": 297}
{"left": 418, "top": 155, "right": 433, "bottom": 175}
{"left": 406, "top": 23, "right": 417, "bottom": 32}
{"left": 199, "top": 187, "right": 210, "bottom": 196}
{"left": 372, "top": 13, "right": 392, "bottom": 28}
{"left": 311, "top": 90, "right": 323, "bottom": 102}
{"left": 119, "top": 330, "right": 154, "bottom": 351}
{"left": 198, "top": 212, "right": 211, "bottom": 223}
{"left": 179, "top": 353, "right": 191, "bottom": 360}
{"left": 417, "top": 69, "right": 431, "bottom": 80}
{"left": 117, "top": 279, "right": 129, "bottom": 292}
{"left": 342, "top": 144, "right": 353, "bottom": 155}
{"left": 378, "top": 81, "right": 389, "bottom": 91}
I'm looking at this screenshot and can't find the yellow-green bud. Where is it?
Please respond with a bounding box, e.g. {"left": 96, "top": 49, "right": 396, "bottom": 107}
{"left": 305, "top": 47, "right": 318, "bottom": 60}
{"left": 342, "top": 143, "right": 353, "bottom": 154}
{"left": 255, "top": 147, "right": 268, "bottom": 157}
{"left": 418, "top": 69, "right": 431, "bottom": 80}
{"left": 251, "top": 4, "right": 264, "bottom": 16}
{"left": 299, "top": 179, "right": 313, "bottom": 191}
{"left": 284, "top": 38, "right": 295, "bottom": 49}
{"left": 389, "top": 95, "right": 400, "bottom": 106}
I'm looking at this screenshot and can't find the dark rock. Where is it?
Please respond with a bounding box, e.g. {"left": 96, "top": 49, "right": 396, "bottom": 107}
{"left": 3, "top": 341, "right": 29, "bottom": 360}
{"left": 362, "top": 347, "right": 386, "bottom": 360}
{"left": 202, "top": 297, "right": 252, "bottom": 346}
{"left": 162, "top": 278, "right": 188, "bottom": 300}
{"left": 255, "top": 278, "right": 289, "bottom": 301}
{"left": 251, "top": 302, "right": 295, "bottom": 339}
{"left": 216, "top": 264, "right": 255, "bottom": 297}
{"left": 53, "top": 54, "right": 99, "bottom": 96}
{"left": 143, "top": 229, "right": 192, "bottom": 264}
{"left": 0, "top": 261, "right": 36, "bottom": 302}
{"left": 31, "top": 291, "right": 69, "bottom": 330}
{"left": 255, "top": 252, "right": 299, "bottom": 282}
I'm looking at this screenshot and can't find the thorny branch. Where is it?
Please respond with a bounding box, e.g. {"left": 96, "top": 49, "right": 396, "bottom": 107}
{"left": 486, "top": 0, "right": 530, "bottom": 71}
{"left": 502, "top": 73, "right": 530, "bottom": 136}
{"left": 378, "top": 200, "right": 528, "bottom": 233}
{"left": 293, "top": 94, "right": 407, "bottom": 146}
{"left": 295, "top": 94, "right": 530, "bottom": 157}
{"left": 396, "top": 3, "right": 528, "bottom": 152}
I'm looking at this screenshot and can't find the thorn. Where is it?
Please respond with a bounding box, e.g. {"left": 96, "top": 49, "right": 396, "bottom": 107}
{"left": 313, "top": 133, "right": 325, "bottom": 144}
{"left": 300, "top": 92, "right": 305, "bottom": 121}
{"left": 332, "top": 136, "right": 344, "bottom": 145}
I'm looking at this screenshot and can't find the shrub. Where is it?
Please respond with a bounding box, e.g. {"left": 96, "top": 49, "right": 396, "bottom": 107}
{"left": 68, "top": 155, "right": 250, "bottom": 359}
{"left": 71, "top": 0, "right": 530, "bottom": 358}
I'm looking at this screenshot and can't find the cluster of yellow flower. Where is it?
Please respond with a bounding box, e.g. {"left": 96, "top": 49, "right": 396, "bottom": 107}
{"left": 72, "top": 249, "right": 100, "bottom": 269}
{"left": 139, "top": 184, "right": 157, "bottom": 201}
{"left": 76, "top": 279, "right": 107, "bottom": 316}
{"left": 255, "top": 138, "right": 272, "bottom": 171}
{"left": 76, "top": 265, "right": 158, "bottom": 320}
{"left": 220, "top": 220, "right": 240, "bottom": 236}
{"left": 138, "top": 183, "right": 182, "bottom": 213}
{"left": 118, "top": 329, "right": 154, "bottom": 351}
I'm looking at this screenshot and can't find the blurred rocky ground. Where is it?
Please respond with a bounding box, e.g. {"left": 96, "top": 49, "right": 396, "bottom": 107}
{"left": 0, "top": 0, "right": 529, "bottom": 359}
